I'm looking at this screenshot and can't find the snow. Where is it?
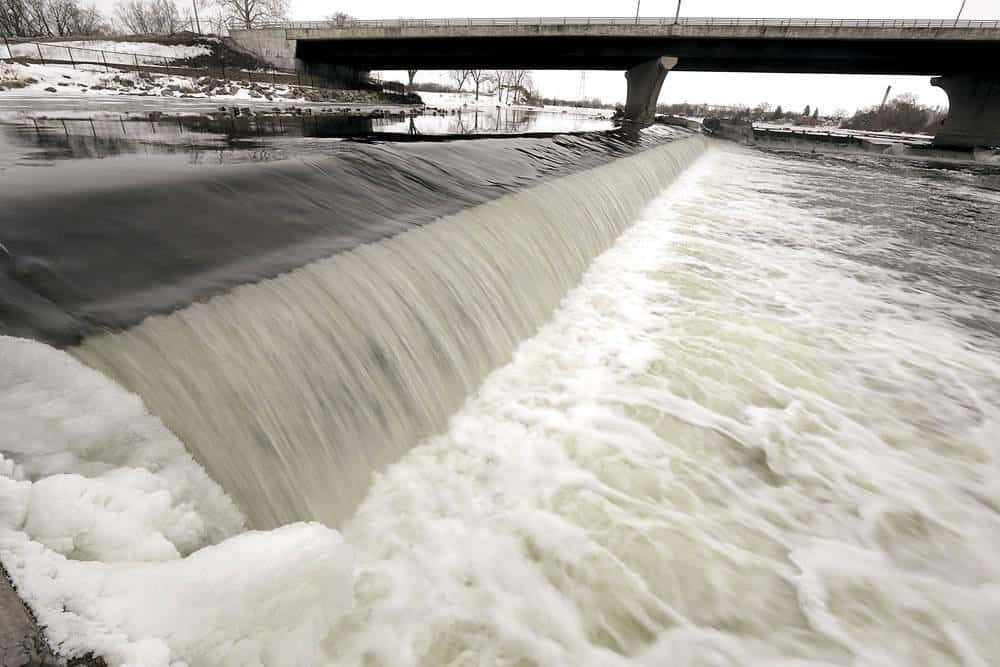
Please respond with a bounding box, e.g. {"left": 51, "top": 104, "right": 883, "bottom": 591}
{"left": 0, "top": 336, "right": 355, "bottom": 666}
{"left": 5, "top": 40, "right": 211, "bottom": 66}
{"left": 0, "top": 61, "right": 314, "bottom": 102}
{"left": 418, "top": 90, "right": 612, "bottom": 116}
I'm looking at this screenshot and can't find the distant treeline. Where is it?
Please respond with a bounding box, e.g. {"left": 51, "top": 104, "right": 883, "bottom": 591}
{"left": 411, "top": 81, "right": 460, "bottom": 93}
{"left": 840, "top": 94, "right": 946, "bottom": 134}
{"left": 657, "top": 94, "right": 946, "bottom": 135}
{"left": 532, "top": 96, "right": 616, "bottom": 109}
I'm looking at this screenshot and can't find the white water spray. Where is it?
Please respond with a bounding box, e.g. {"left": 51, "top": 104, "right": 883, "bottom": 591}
{"left": 74, "top": 137, "right": 709, "bottom": 528}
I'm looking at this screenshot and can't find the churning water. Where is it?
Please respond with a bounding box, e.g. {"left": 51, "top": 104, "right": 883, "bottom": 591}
{"left": 321, "top": 146, "right": 1000, "bottom": 665}
{"left": 3, "top": 131, "right": 1000, "bottom": 666}
{"left": 72, "top": 137, "right": 708, "bottom": 528}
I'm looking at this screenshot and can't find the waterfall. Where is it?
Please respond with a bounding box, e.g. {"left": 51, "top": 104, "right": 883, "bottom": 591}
{"left": 73, "top": 136, "right": 709, "bottom": 528}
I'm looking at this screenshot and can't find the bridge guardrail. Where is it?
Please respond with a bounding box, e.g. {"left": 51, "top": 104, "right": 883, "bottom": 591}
{"left": 259, "top": 16, "right": 1000, "bottom": 30}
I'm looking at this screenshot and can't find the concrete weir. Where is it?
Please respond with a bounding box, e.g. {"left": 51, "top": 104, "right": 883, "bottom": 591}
{"left": 932, "top": 74, "right": 1000, "bottom": 148}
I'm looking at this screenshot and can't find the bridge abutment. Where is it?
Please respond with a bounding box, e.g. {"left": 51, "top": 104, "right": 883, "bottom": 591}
{"left": 932, "top": 74, "right": 1000, "bottom": 148}
{"left": 229, "top": 29, "right": 370, "bottom": 89}
{"left": 623, "top": 56, "right": 678, "bottom": 127}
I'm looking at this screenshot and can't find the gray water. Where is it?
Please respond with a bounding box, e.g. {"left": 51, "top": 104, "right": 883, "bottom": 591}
{"left": 324, "top": 144, "right": 1000, "bottom": 666}
{"left": 2, "top": 127, "right": 999, "bottom": 665}
{"left": 72, "top": 137, "right": 709, "bottom": 527}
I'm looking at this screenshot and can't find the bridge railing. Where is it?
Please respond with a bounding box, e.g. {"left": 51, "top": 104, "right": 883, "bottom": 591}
{"left": 263, "top": 16, "right": 1000, "bottom": 30}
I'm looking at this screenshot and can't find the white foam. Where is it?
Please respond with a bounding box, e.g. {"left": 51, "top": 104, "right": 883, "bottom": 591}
{"left": 74, "top": 137, "right": 709, "bottom": 529}
{"left": 0, "top": 337, "right": 354, "bottom": 665}
{"left": 4, "top": 143, "right": 999, "bottom": 666}
{"left": 326, "top": 146, "right": 1000, "bottom": 666}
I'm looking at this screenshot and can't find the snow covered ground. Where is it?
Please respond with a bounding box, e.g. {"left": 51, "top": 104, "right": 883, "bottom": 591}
{"left": 3, "top": 40, "right": 211, "bottom": 66}
{"left": 1, "top": 60, "right": 320, "bottom": 103}
{"left": 0, "top": 336, "right": 354, "bottom": 666}
{"left": 419, "top": 90, "right": 612, "bottom": 117}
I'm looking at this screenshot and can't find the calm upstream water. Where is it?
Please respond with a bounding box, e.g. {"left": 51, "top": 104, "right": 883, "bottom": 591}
{"left": 2, "top": 126, "right": 999, "bottom": 665}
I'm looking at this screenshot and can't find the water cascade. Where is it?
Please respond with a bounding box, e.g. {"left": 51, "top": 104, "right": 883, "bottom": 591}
{"left": 73, "top": 136, "right": 708, "bottom": 528}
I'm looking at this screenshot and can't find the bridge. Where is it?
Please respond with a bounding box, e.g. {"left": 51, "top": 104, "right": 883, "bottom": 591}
{"left": 229, "top": 17, "right": 1000, "bottom": 147}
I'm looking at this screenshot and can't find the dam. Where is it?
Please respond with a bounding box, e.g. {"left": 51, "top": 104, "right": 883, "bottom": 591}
{"left": 0, "top": 112, "right": 999, "bottom": 667}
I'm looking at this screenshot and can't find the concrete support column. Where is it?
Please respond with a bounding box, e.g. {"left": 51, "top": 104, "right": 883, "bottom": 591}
{"left": 623, "top": 56, "right": 678, "bottom": 127}
{"left": 931, "top": 74, "right": 1000, "bottom": 149}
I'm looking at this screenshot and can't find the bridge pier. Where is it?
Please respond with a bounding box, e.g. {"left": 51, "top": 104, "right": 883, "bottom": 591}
{"left": 931, "top": 74, "right": 1000, "bottom": 149}
{"left": 623, "top": 56, "right": 678, "bottom": 127}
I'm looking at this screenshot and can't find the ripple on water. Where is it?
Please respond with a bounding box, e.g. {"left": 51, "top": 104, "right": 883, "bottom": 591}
{"left": 335, "top": 146, "right": 1000, "bottom": 667}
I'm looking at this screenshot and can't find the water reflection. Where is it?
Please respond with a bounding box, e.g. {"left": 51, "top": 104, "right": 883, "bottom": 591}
{"left": 0, "top": 107, "right": 613, "bottom": 171}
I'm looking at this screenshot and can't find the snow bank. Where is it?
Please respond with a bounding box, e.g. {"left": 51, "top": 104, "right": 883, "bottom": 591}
{"left": 0, "top": 61, "right": 312, "bottom": 102}
{"left": 0, "top": 336, "right": 354, "bottom": 665}
{"left": 6, "top": 40, "right": 211, "bottom": 65}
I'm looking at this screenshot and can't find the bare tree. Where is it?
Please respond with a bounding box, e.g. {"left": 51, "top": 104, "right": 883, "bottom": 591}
{"left": 115, "top": 0, "right": 180, "bottom": 33}
{"left": 2, "top": 0, "right": 106, "bottom": 36}
{"left": 1, "top": 0, "right": 33, "bottom": 36}
{"left": 449, "top": 68, "right": 471, "bottom": 92}
{"left": 326, "top": 10, "right": 350, "bottom": 26}
{"left": 468, "top": 69, "right": 488, "bottom": 100}
{"left": 507, "top": 69, "right": 532, "bottom": 104}
{"left": 48, "top": 0, "right": 104, "bottom": 34}
{"left": 491, "top": 69, "right": 506, "bottom": 99}
{"left": 216, "top": 0, "right": 286, "bottom": 29}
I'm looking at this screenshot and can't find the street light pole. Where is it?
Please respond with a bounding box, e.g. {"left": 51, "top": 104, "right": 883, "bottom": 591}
{"left": 635, "top": 0, "right": 640, "bottom": 24}
{"left": 674, "top": 0, "right": 683, "bottom": 24}
{"left": 954, "top": 0, "right": 967, "bottom": 26}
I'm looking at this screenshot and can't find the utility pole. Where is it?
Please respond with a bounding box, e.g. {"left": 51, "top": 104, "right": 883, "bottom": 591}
{"left": 954, "top": 0, "right": 967, "bottom": 26}
{"left": 674, "top": 0, "right": 683, "bottom": 24}
{"left": 880, "top": 85, "right": 892, "bottom": 110}
{"left": 635, "top": 0, "right": 640, "bottom": 24}
{"left": 191, "top": 0, "right": 201, "bottom": 34}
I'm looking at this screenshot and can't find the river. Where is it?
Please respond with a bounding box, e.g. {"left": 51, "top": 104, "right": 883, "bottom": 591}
{"left": 1, "top": 121, "right": 998, "bottom": 666}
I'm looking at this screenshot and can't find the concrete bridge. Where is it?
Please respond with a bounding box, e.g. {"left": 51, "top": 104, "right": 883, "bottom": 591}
{"left": 230, "top": 17, "right": 1000, "bottom": 147}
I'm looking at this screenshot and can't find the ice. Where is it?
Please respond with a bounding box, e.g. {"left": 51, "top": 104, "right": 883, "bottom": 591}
{"left": 0, "top": 336, "right": 355, "bottom": 665}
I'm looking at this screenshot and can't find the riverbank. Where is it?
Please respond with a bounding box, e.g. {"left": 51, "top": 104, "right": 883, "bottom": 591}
{"left": 753, "top": 125, "right": 1000, "bottom": 164}
{"left": 690, "top": 115, "right": 1000, "bottom": 164}
{"left": 1, "top": 562, "right": 59, "bottom": 666}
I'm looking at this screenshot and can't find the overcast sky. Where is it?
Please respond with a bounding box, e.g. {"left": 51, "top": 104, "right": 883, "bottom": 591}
{"left": 104, "top": 0, "right": 1000, "bottom": 111}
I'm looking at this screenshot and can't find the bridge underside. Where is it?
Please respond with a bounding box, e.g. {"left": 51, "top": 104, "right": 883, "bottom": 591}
{"left": 230, "top": 28, "right": 1000, "bottom": 141}
{"left": 294, "top": 36, "right": 995, "bottom": 75}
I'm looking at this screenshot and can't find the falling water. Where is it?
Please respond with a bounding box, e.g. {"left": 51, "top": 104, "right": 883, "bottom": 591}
{"left": 73, "top": 136, "right": 709, "bottom": 528}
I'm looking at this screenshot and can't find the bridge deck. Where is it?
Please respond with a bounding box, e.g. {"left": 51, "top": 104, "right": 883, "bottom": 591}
{"left": 283, "top": 16, "right": 1000, "bottom": 42}
{"left": 256, "top": 17, "right": 1000, "bottom": 74}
